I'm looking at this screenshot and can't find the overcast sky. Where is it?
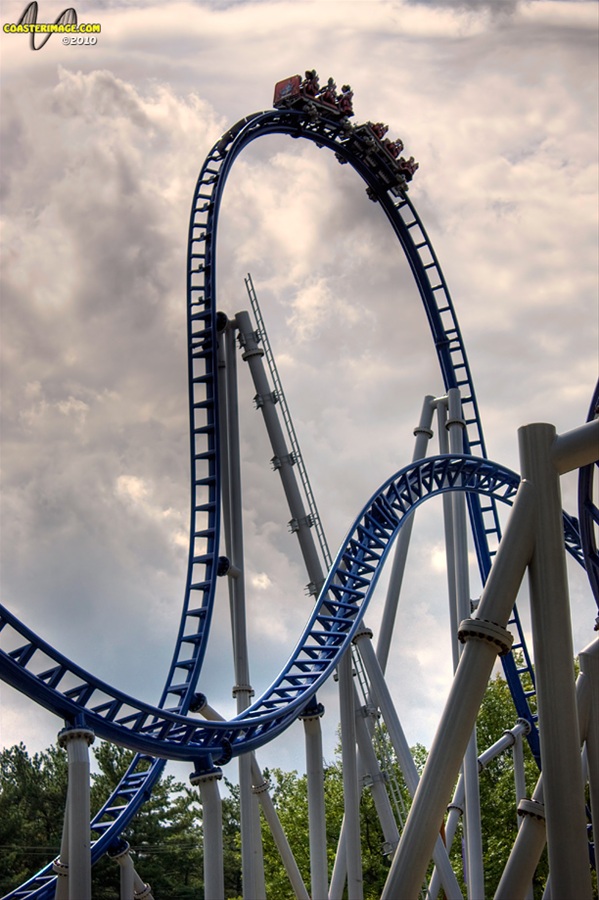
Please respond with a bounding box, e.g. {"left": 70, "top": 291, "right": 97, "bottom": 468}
{"left": 1, "top": 0, "right": 597, "bottom": 781}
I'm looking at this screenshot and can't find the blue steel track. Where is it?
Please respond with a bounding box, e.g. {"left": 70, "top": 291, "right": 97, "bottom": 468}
{"left": 0, "top": 106, "right": 589, "bottom": 898}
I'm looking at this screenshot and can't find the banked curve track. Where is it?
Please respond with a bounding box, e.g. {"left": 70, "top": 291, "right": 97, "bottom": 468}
{"left": 1, "top": 106, "right": 586, "bottom": 898}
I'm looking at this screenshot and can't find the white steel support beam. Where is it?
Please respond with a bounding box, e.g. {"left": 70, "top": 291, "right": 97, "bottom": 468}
{"left": 518, "top": 423, "right": 592, "bottom": 899}
{"left": 550, "top": 418, "right": 599, "bottom": 474}
{"left": 108, "top": 842, "right": 154, "bottom": 900}
{"left": 53, "top": 807, "right": 69, "bottom": 900}
{"left": 354, "top": 629, "right": 463, "bottom": 900}
{"left": 447, "top": 388, "right": 484, "bottom": 900}
{"left": 300, "top": 704, "right": 329, "bottom": 900}
{"left": 579, "top": 637, "right": 599, "bottom": 848}
{"left": 495, "top": 666, "right": 593, "bottom": 899}
{"left": 217, "top": 317, "right": 265, "bottom": 900}
{"left": 236, "top": 310, "right": 325, "bottom": 595}
{"left": 338, "top": 649, "right": 363, "bottom": 900}
{"left": 57, "top": 726, "right": 95, "bottom": 900}
{"left": 494, "top": 777, "right": 547, "bottom": 900}
{"left": 437, "top": 397, "right": 460, "bottom": 673}
{"left": 428, "top": 720, "right": 530, "bottom": 900}
{"left": 381, "top": 479, "right": 535, "bottom": 899}
{"left": 376, "top": 395, "right": 435, "bottom": 671}
{"left": 198, "top": 697, "right": 310, "bottom": 899}
{"left": 190, "top": 765, "right": 225, "bottom": 900}
{"left": 108, "top": 843, "right": 135, "bottom": 900}
{"left": 328, "top": 826, "right": 347, "bottom": 900}
{"left": 352, "top": 693, "right": 400, "bottom": 855}
{"left": 250, "top": 761, "right": 311, "bottom": 900}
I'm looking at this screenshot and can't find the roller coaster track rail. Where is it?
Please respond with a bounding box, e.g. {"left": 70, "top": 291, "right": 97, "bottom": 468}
{"left": 0, "top": 104, "right": 588, "bottom": 898}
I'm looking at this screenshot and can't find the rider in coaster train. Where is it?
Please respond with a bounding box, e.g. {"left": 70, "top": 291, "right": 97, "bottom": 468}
{"left": 302, "top": 69, "right": 320, "bottom": 97}
{"left": 318, "top": 76, "right": 338, "bottom": 105}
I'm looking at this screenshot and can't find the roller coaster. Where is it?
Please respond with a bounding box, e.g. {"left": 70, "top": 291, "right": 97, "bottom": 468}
{"left": 1, "top": 70, "right": 598, "bottom": 899}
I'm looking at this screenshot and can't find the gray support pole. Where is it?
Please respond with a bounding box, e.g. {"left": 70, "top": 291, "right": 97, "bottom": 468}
{"left": 353, "top": 695, "right": 400, "bottom": 856}
{"left": 376, "top": 395, "right": 435, "bottom": 671}
{"left": 550, "top": 418, "right": 599, "bottom": 474}
{"left": 300, "top": 704, "right": 329, "bottom": 900}
{"left": 108, "top": 842, "right": 154, "bottom": 900}
{"left": 494, "top": 779, "right": 547, "bottom": 900}
{"left": 198, "top": 698, "right": 310, "bottom": 899}
{"left": 518, "top": 423, "right": 592, "bottom": 899}
{"left": 218, "top": 317, "right": 265, "bottom": 900}
{"left": 512, "top": 732, "right": 534, "bottom": 900}
{"left": 438, "top": 397, "right": 460, "bottom": 673}
{"left": 190, "top": 765, "right": 224, "bottom": 900}
{"left": 354, "top": 629, "right": 464, "bottom": 900}
{"left": 428, "top": 721, "right": 530, "bottom": 900}
{"left": 328, "top": 826, "right": 347, "bottom": 900}
{"left": 579, "top": 637, "right": 599, "bottom": 844}
{"left": 236, "top": 310, "right": 325, "bottom": 594}
{"left": 338, "top": 649, "right": 363, "bottom": 900}
{"left": 53, "top": 806, "right": 69, "bottom": 900}
{"left": 223, "top": 322, "right": 253, "bottom": 700}
{"left": 329, "top": 691, "right": 403, "bottom": 900}
{"left": 108, "top": 843, "right": 135, "bottom": 900}
{"left": 250, "top": 763, "right": 311, "bottom": 900}
{"left": 381, "top": 479, "right": 536, "bottom": 899}
{"left": 495, "top": 667, "right": 593, "bottom": 900}
{"left": 512, "top": 730, "right": 526, "bottom": 817}
{"left": 447, "top": 388, "right": 485, "bottom": 899}
{"left": 57, "top": 727, "right": 94, "bottom": 900}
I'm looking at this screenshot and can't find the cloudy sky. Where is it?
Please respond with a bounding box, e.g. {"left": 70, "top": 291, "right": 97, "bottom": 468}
{"left": 1, "top": 0, "right": 597, "bottom": 783}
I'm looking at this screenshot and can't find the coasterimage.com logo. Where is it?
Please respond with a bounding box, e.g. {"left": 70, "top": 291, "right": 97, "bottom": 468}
{"left": 3, "top": 2, "right": 101, "bottom": 50}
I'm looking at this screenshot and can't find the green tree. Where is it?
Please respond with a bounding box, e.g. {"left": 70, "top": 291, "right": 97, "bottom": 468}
{"left": 0, "top": 740, "right": 205, "bottom": 900}
{"left": 89, "top": 743, "right": 204, "bottom": 900}
{"left": 0, "top": 742, "right": 67, "bottom": 895}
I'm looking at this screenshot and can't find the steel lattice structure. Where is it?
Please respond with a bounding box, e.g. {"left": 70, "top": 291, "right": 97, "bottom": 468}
{"left": 1, "top": 79, "right": 597, "bottom": 900}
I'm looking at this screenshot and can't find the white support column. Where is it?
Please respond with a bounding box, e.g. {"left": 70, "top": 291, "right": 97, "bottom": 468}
{"left": 512, "top": 727, "right": 534, "bottom": 900}
{"left": 338, "top": 649, "right": 363, "bottom": 900}
{"left": 250, "top": 763, "right": 311, "bottom": 900}
{"left": 300, "top": 702, "right": 329, "bottom": 900}
{"left": 108, "top": 841, "right": 154, "bottom": 900}
{"left": 198, "top": 695, "right": 309, "bottom": 899}
{"left": 439, "top": 394, "right": 460, "bottom": 673}
{"left": 382, "top": 479, "right": 536, "bottom": 899}
{"left": 236, "top": 310, "right": 325, "bottom": 594}
{"left": 496, "top": 666, "right": 593, "bottom": 900}
{"left": 376, "top": 395, "right": 435, "bottom": 671}
{"left": 518, "top": 423, "right": 592, "bottom": 899}
{"left": 428, "top": 720, "right": 530, "bottom": 900}
{"left": 190, "top": 764, "right": 225, "bottom": 900}
{"left": 57, "top": 726, "right": 95, "bottom": 900}
{"left": 218, "top": 315, "right": 265, "bottom": 900}
{"left": 53, "top": 808, "right": 69, "bottom": 900}
{"left": 108, "top": 842, "right": 135, "bottom": 900}
{"left": 579, "top": 637, "right": 599, "bottom": 846}
{"left": 354, "top": 628, "right": 463, "bottom": 900}
{"left": 494, "top": 778, "right": 547, "bottom": 900}
{"left": 447, "top": 388, "right": 485, "bottom": 900}
{"left": 353, "top": 694, "right": 400, "bottom": 856}
{"left": 329, "top": 827, "right": 347, "bottom": 900}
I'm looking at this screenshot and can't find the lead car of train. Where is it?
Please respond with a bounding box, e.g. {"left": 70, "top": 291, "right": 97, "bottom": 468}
{"left": 273, "top": 70, "right": 419, "bottom": 197}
